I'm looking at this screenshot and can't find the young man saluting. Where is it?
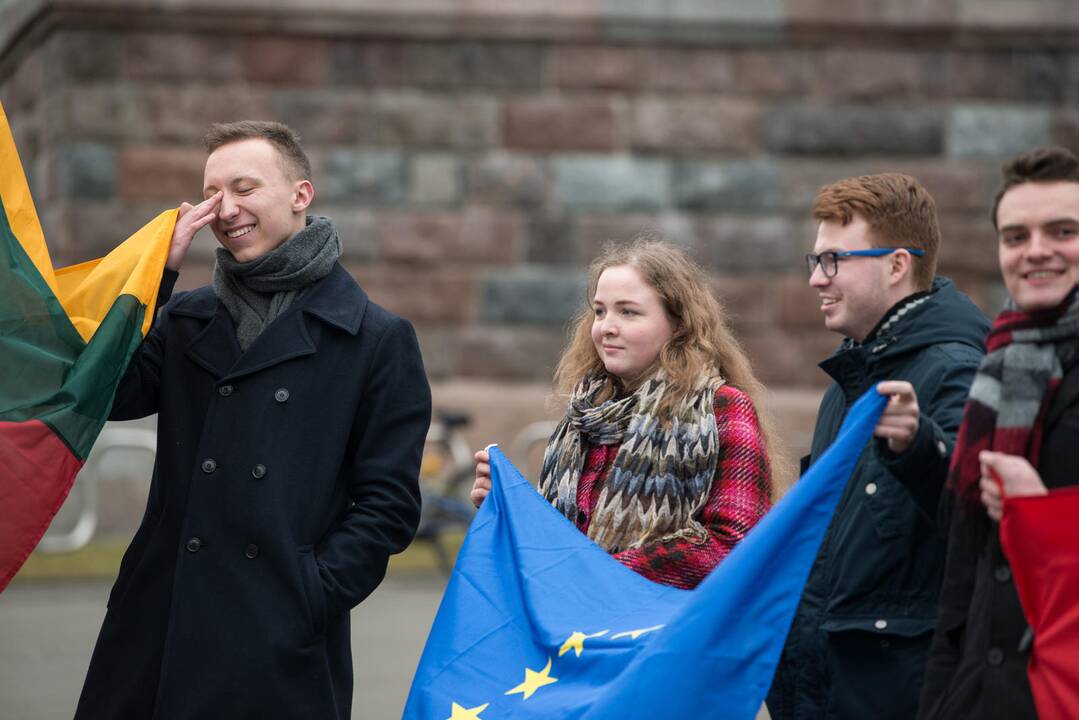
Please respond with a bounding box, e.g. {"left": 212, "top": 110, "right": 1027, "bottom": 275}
{"left": 768, "top": 173, "right": 989, "bottom": 719}
{"left": 75, "top": 122, "right": 431, "bottom": 719}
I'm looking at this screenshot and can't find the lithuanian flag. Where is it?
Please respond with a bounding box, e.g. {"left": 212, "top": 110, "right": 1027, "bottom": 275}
{"left": 0, "top": 102, "right": 177, "bottom": 591}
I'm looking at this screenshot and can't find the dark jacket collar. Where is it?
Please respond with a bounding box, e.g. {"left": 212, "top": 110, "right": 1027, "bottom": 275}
{"left": 819, "top": 277, "right": 990, "bottom": 390}
{"left": 168, "top": 264, "right": 367, "bottom": 380}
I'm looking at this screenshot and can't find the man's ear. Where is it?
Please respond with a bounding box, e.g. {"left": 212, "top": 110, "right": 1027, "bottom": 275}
{"left": 889, "top": 249, "right": 914, "bottom": 288}
{"left": 292, "top": 180, "right": 315, "bottom": 213}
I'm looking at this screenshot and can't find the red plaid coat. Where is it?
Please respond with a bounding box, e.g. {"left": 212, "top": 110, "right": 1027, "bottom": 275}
{"left": 573, "top": 385, "right": 772, "bottom": 589}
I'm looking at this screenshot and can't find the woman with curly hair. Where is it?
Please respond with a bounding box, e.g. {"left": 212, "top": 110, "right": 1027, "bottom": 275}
{"left": 471, "top": 237, "right": 787, "bottom": 589}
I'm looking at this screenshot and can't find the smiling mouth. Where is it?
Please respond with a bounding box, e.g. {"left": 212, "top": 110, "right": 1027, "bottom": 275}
{"left": 1023, "top": 270, "right": 1064, "bottom": 280}
{"left": 820, "top": 297, "right": 839, "bottom": 307}
{"left": 226, "top": 225, "right": 254, "bottom": 239}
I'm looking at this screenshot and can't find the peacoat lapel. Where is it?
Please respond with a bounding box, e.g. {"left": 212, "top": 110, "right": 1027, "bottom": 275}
{"left": 173, "top": 264, "right": 367, "bottom": 382}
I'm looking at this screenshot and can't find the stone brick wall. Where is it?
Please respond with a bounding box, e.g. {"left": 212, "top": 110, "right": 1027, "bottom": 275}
{"left": 4, "top": 0, "right": 1079, "bottom": 387}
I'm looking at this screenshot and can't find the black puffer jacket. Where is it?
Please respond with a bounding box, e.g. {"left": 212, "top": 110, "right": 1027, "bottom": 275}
{"left": 768, "top": 278, "right": 989, "bottom": 720}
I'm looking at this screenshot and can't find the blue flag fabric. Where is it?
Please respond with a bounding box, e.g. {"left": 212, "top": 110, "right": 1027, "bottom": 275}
{"left": 404, "top": 388, "right": 888, "bottom": 720}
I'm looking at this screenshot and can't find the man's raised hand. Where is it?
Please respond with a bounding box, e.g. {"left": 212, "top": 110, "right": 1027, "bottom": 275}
{"left": 166, "top": 191, "right": 222, "bottom": 271}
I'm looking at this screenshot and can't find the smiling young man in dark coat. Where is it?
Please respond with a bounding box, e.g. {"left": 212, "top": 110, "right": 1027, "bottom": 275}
{"left": 74, "top": 122, "right": 432, "bottom": 720}
{"left": 767, "top": 174, "right": 989, "bottom": 719}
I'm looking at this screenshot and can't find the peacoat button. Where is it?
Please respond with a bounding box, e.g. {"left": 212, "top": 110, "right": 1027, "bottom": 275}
{"left": 201, "top": 458, "right": 217, "bottom": 474}
{"left": 252, "top": 464, "right": 267, "bottom": 479}
{"left": 218, "top": 384, "right": 234, "bottom": 397}
{"left": 245, "top": 543, "right": 259, "bottom": 559}
{"left": 987, "top": 647, "right": 1005, "bottom": 666}
{"left": 936, "top": 439, "right": 947, "bottom": 457}
{"left": 994, "top": 565, "right": 1012, "bottom": 584}
{"left": 186, "top": 537, "right": 202, "bottom": 553}
{"left": 274, "top": 388, "right": 290, "bottom": 403}
{"left": 874, "top": 619, "right": 888, "bottom": 630}
{"left": 865, "top": 482, "right": 878, "bottom": 496}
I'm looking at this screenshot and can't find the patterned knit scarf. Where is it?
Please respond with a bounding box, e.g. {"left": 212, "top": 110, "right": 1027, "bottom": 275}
{"left": 538, "top": 372, "right": 724, "bottom": 553}
{"left": 948, "top": 285, "right": 1079, "bottom": 509}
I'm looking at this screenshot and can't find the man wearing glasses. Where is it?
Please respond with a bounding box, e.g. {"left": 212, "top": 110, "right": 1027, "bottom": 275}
{"left": 767, "top": 173, "right": 990, "bottom": 719}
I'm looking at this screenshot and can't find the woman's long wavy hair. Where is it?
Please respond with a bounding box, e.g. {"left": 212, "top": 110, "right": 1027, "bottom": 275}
{"left": 553, "top": 237, "right": 791, "bottom": 493}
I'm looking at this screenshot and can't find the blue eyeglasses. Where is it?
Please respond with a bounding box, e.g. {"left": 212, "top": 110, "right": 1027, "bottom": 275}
{"left": 805, "top": 247, "right": 925, "bottom": 278}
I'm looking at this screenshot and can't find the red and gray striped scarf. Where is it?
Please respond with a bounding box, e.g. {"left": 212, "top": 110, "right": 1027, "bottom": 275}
{"left": 948, "top": 286, "right": 1079, "bottom": 509}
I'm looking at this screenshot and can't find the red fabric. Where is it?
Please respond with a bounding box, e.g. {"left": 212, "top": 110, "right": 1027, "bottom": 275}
{"left": 1000, "top": 487, "right": 1079, "bottom": 720}
{"left": 0, "top": 419, "right": 83, "bottom": 591}
{"left": 575, "top": 385, "right": 772, "bottom": 589}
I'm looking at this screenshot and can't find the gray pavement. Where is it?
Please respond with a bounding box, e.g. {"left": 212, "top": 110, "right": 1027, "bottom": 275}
{"left": 0, "top": 573, "right": 446, "bottom": 720}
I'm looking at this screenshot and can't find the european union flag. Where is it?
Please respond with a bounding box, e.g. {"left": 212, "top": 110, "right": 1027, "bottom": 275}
{"left": 404, "top": 388, "right": 888, "bottom": 720}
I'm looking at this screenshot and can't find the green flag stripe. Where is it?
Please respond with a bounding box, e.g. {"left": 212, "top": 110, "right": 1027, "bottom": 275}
{"left": 0, "top": 198, "right": 147, "bottom": 459}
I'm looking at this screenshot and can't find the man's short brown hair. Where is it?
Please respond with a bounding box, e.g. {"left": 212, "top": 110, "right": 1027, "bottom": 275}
{"left": 203, "top": 120, "right": 312, "bottom": 181}
{"left": 812, "top": 173, "right": 940, "bottom": 291}
{"left": 992, "top": 146, "right": 1079, "bottom": 229}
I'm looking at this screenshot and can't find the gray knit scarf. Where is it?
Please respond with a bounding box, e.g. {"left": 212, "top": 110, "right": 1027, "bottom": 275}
{"left": 538, "top": 372, "right": 724, "bottom": 553}
{"left": 213, "top": 216, "right": 341, "bottom": 351}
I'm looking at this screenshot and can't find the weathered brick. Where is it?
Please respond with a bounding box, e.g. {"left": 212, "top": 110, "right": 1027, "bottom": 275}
{"left": 479, "top": 268, "right": 587, "bottom": 325}
{"left": 696, "top": 214, "right": 805, "bottom": 272}
{"left": 740, "top": 328, "right": 838, "bottom": 386}
{"left": 328, "top": 40, "right": 411, "bottom": 86}
{"left": 815, "top": 49, "right": 930, "bottom": 101}
{"left": 1, "top": 48, "right": 43, "bottom": 115}
{"left": 119, "top": 146, "right": 205, "bottom": 202}
{"left": 48, "top": 201, "right": 173, "bottom": 263}
{"left": 573, "top": 212, "right": 698, "bottom": 263}
{"left": 765, "top": 103, "right": 944, "bottom": 156}
{"left": 1018, "top": 52, "right": 1067, "bottom": 103}
{"left": 631, "top": 97, "right": 761, "bottom": 153}
{"left": 783, "top": 159, "right": 998, "bottom": 214}
{"left": 49, "top": 30, "right": 126, "bottom": 82}
{"left": 524, "top": 214, "right": 577, "bottom": 265}
{"left": 946, "top": 106, "right": 1052, "bottom": 158}
{"left": 608, "top": 0, "right": 783, "bottom": 23}
{"left": 455, "top": 326, "right": 564, "bottom": 379}
{"left": 551, "top": 45, "right": 646, "bottom": 90}
{"left": 731, "top": 49, "right": 818, "bottom": 97}
{"left": 642, "top": 48, "right": 738, "bottom": 92}
{"left": 58, "top": 143, "right": 117, "bottom": 201}
{"left": 672, "top": 159, "right": 783, "bottom": 211}
{"left": 956, "top": 0, "right": 1061, "bottom": 29}
{"left": 555, "top": 155, "right": 671, "bottom": 210}
{"left": 937, "top": 212, "right": 1000, "bottom": 277}
{"left": 127, "top": 33, "right": 241, "bottom": 82}
{"left": 466, "top": 152, "right": 550, "bottom": 209}
{"left": 1052, "top": 110, "right": 1079, "bottom": 150}
{"left": 408, "top": 154, "right": 463, "bottom": 207}
{"left": 141, "top": 85, "right": 274, "bottom": 144}
{"left": 776, "top": 274, "right": 824, "bottom": 330}
{"left": 375, "top": 208, "right": 522, "bottom": 265}
{"left": 503, "top": 97, "right": 619, "bottom": 151}
{"left": 372, "top": 92, "right": 499, "bottom": 149}
{"left": 711, "top": 273, "right": 782, "bottom": 332}
{"left": 409, "top": 41, "right": 544, "bottom": 89}
{"left": 321, "top": 150, "right": 405, "bottom": 205}
{"left": 243, "top": 36, "right": 328, "bottom": 85}
{"left": 347, "top": 264, "right": 476, "bottom": 323}
{"left": 310, "top": 207, "right": 377, "bottom": 260}
{"left": 270, "top": 90, "right": 374, "bottom": 144}
{"left": 925, "top": 51, "right": 1019, "bottom": 102}
{"left": 60, "top": 85, "right": 150, "bottom": 142}
{"left": 787, "top": 0, "right": 957, "bottom": 26}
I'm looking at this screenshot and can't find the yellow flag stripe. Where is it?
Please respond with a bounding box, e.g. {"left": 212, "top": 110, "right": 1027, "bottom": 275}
{"left": 0, "top": 102, "right": 58, "bottom": 298}
{"left": 1, "top": 100, "right": 177, "bottom": 343}
{"left": 54, "top": 209, "right": 177, "bottom": 341}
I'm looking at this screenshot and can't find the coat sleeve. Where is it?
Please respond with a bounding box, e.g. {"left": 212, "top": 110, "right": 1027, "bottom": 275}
{"left": 613, "top": 386, "right": 773, "bottom": 589}
{"left": 875, "top": 348, "right": 980, "bottom": 524}
{"left": 316, "top": 316, "right": 432, "bottom": 617}
{"left": 108, "top": 269, "right": 179, "bottom": 421}
{"left": 917, "top": 499, "right": 982, "bottom": 717}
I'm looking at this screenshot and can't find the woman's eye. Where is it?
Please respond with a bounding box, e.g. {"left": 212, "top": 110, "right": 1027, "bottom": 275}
{"left": 620, "top": 309, "right": 637, "bottom": 316}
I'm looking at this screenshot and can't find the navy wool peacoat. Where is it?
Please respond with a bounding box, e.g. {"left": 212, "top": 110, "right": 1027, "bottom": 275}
{"left": 74, "top": 264, "right": 431, "bottom": 720}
